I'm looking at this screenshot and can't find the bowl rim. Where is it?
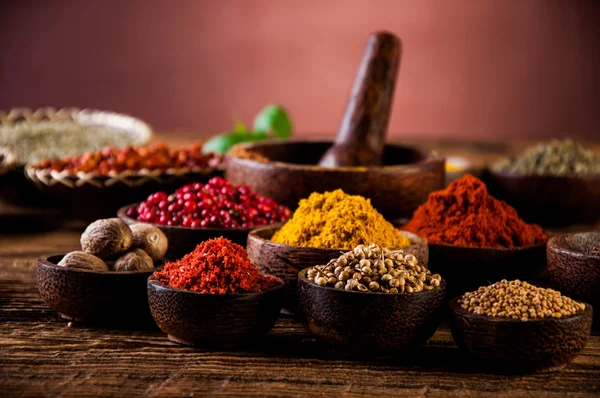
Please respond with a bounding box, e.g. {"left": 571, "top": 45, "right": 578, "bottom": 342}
{"left": 117, "top": 203, "right": 285, "bottom": 233}
{"left": 486, "top": 166, "right": 600, "bottom": 181}
{"left": 38, "top": 254, "right": 157, "bottom": 275}
{"left": 147, "top": 275, "right": 285, "bottom": 297}
{"left": 448, "top": 295, "right": 592, "bottom": 323}
{"left": 547, "top": 232, "right": 600, "bottom": 261}
{"left": 297, "top": 267, "right": 445, "bottom": 296}
{"left": 25, "top": 162, "right": 223, "bottom": 182}
{"left": 247, "top": 224, "right": 425, "bottom": 252}
{"left": 225, "top": 140, "right": 445, "bottom": 172}
{"left": 427, "top": 240, "right": 548, "bottom": 252}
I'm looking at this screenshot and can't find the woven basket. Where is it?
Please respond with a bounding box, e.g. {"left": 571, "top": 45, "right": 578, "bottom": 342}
{"left": 0, "top": 107, "right": 152, "bottom": 165}
{"left": 24, "top": 165, "right": 223, "bottom": 221}
{"left": 0, "top": 147, "right": 17, "bottom": 177}
{"left": 0, "top": 107, "right": 153, "bottom": 207}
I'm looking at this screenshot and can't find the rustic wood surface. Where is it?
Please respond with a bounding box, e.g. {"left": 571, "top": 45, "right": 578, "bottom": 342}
{"left": 1, "top": 138, "right": 600, "bottom": 397}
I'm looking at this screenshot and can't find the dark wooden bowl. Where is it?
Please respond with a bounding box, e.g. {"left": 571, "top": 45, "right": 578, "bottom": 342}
{"left": 297, "top": 268, "right": 446, "bottom": 355}
{"left": 225, "top": 141, "right": 445, "bottom": 222}
{"left": 547, "top": 233, "right": 600, "bottom": 326}
{"left": 37, "top": 254, "right": 155, "bottom": 324}
{"left": 428, "top": 242, "right": 547, "bottom": 299}
{"left": 27, "top": 167, "right": 223, "bottom": 222}
{"left": 484, "top": 169, "right": 600, "bottom": 227}
{"left": 147, "top": 276, "right": 284, "bottom": 346}
{"left": 247, "top": 226, "right": 428, "bottom": 311}
{"left": 118, "top": 203, "right": 283, "bottom": 261}
{"left": 449, "top": 296, "right": 593, "bottom": 373}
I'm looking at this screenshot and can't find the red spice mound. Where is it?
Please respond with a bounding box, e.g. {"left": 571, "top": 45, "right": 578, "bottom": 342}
{"left": 403, "top": 174, "right": 547, "bottom": 248}
{"left": 155, "top": 237, "right": 281, "bottom": 294}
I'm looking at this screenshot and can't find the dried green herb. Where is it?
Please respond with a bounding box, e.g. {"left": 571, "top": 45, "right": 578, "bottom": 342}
{"left": 494, "top": 139, "right": 600, "bottom": 176}
{"left": 0, "top": 122, "right": 140, "bottom": 163}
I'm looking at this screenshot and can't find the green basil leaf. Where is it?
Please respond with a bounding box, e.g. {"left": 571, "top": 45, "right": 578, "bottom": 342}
{"left": 202, "top": 131, "right": 266, "bottom": 155}
{"left": 253, "top": 105, "right": 292, "bottom": 138}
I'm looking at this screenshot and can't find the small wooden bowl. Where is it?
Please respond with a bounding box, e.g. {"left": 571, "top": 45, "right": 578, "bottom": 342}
{"left": 147, "top": 276, "right": 284, "bottom": 346}
{"left": 547, "top": 233, "right": 600, "bottom": 324}
{"left": 225, "top": 141, "right": 445, "bottom": 222}
{"left": 37, "top": 254, "right": 155, "bottom": 323}
{"left": 297, "top": 268, "right": 446, "bottom": 355}
{"left": 118, "top": 204, "right": 283, "bottom": 260}
{"left": 484, "top": 169, "right": 600, "bottom": 227}
{"left": 449, "top": 296, "right": 593, "bottom": 373}
{"left": 428, "top": 242, "right": 547, "bottom": 299}
{"left": 247, "top": 226, "right": 428, "bottom": 310}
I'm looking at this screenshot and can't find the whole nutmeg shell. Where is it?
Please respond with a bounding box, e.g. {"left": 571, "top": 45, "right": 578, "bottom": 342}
{"left": 130, "top": 223, "right": 168, "bottom": 260}
{"left": 112, "top": 249, "right": 154, "bottom": 272}
{"left": 81, "top": 218, "right": 133, "bottom": 259}
{"left": 57, "top": 251, "right": 109, "bottom": 272}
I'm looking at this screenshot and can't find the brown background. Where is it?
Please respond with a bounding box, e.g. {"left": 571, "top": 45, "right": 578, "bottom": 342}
{"left": 0, "top": 0, "right": 598, "bottom": 140}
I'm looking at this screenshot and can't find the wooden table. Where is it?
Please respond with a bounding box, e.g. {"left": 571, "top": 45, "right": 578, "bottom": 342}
{"left": 1, "top": 138, "right": 599, "bottom": 397}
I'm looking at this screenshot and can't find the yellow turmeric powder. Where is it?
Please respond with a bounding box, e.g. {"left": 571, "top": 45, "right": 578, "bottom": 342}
{"left": 271, "top": 189, "right": 411, "bottom": 249}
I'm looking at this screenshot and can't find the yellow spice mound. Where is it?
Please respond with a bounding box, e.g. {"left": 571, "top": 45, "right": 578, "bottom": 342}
{"left": 271, "top": 189, "right": 410, "bottom": 249}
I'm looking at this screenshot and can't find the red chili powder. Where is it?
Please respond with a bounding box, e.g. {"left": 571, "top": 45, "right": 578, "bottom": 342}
{"left": 155, "top": 237, "right": 280, "bottom": 294}
{"left": 403, "top": 174, "right": 547, "bottom": 248}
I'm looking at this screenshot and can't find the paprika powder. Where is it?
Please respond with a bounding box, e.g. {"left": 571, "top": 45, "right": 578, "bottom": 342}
{"left": 155, "top": 237, "right": 280, "bottom": 294}
{"left": 403, "top": 174, "right": 547, "bottom": 248}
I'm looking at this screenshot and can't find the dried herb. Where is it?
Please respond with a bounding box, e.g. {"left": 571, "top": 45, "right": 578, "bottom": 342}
{"left": 494, "top": 139, "right": 600, "bottom": 176}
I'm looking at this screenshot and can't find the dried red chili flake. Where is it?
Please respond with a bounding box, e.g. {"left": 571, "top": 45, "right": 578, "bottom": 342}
{"left": 155, "top": 237, "right": 281, "bottom": 294}
{"left": 31, "top": 143, "right": 222, "bottom": 175}
{"left": 128, "top": 177, "right": 290, "bottom": 228}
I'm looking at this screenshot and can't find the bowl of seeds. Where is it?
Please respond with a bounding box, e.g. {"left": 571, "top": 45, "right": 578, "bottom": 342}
{"left": 449, "top": 279, "right": 593, "bottom": 374}
{"left": 297, "top": 243, "right": 446, "bottom": 356}
{"left": 485, "top": 139, "right": 600, "bottom": 226}
{"left": 547, "top": 232, "right": 600, "bottom": 326}
{"left": 0, "top": 107, "right": 153, "bottom": 206}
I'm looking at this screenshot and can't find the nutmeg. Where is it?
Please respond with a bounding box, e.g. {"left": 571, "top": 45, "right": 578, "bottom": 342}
{"left": 81, "top": 218, "right": 133, "bottom": 259}
{"left": 57, "top": 251, "right": 109, "bottom": 272}
{"left": 112, "top": 249, "right": 154, "bottom": 272}
{"left": 130, "top": 223, "right": 168, "bottom": 260}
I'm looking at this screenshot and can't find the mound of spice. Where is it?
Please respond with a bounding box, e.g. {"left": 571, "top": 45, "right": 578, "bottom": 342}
{"left": 458, "top": 279, "right": 585, "bottom": 321}
{"left": 272, "top": 189, "right": 410, "bottom": 249}
{"left": 403, "top": 175, "right": 547, "bottom": 248}
{"left": 307, "top": 243, "right": 441, "bottom": 293}
{"left": 30, "top": 143, "right": 221, "bottom": 175}
{"left": 128, "top": 177, "right": 290, "bottom": 228}
{"left": 493, "top": 139, "right": 600, "bottom": 176}
{"left": 155, "top": 237, "right": 281, "bottom": 294}
{"left": 0, "top": 121, "right": 144, "bottom": 164}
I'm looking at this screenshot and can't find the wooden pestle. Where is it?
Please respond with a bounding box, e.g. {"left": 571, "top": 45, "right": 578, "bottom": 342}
{"left": 318, "top": 32, "right": 402, "bottom": 168}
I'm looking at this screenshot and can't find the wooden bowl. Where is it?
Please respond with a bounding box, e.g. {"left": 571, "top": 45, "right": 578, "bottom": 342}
{"left": 27, "top": 167, "right": 223, "bottom": 222}
{"left": 247, "top": 226, "right": 429, "bottom": 310}
{"left": 225, "top": 141, "right": 445, "bottom": 222}
{"left": 428, "top": 242, "right": 547, "bottom": 299}
{"left": 118, "top": 204, "right": 283, "bottom": 260}
{"left": 37, "top": 254, "right": 155, "bottom": 324}
{"left": 297, "top": 268, "right": 446, "bottom": 355}
{"left": 547, "top": 233, "right": 600, "bottom": 325}
{"left": 449, "top": 296, "right": 593, "bottom": 373}
{"left": 484, "top": 169, "right": 600, "bottom": 227}
{"left": 147, "top": 276, "right": 284, "bottom": 346}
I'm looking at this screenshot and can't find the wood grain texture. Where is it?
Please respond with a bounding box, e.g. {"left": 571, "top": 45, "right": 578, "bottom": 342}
{"left": 1, "top": 230, "right": 600, "bottom": 397}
